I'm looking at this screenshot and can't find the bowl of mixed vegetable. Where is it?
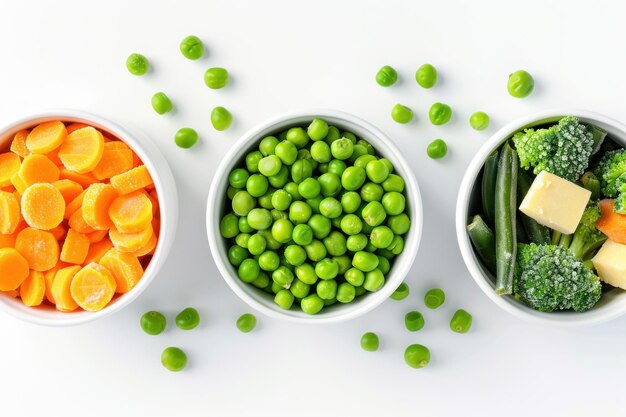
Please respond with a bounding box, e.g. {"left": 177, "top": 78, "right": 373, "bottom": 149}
{"left": 457, "top": 110, "right": 626, "bottom": 325}
{"left": 207, "top": 109, "right": 422, "bottom": 323}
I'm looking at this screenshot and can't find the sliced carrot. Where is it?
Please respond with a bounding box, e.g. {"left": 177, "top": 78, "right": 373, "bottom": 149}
{"left": 70, "top": 263, "right": 116, "bottom": 311}
{"left": 0, "top": 232, "right": 16, "bottom": 249}
{"left": 53, "top": 179, "right": 83, "bottom": 204}
{"left": 58, "top": 127, "right": 104, "bottom": 174}
{"left": 110, "top": 165, "right": 153, "bottom": 195}
{"left": 19, "top": 154, "right": 60, "bottom": 187}
{"left": 152, "top": 217, "right": 161, "bottom": 237}
{"left": 108, "top": 191, "right": 153, "bottom": 233}
{"left": 68, "top": 209, "right": 96, "bottom": 234}
{"left": 64, "top": 189, "right": 86, "bottom": 219}
{"left": 15, "top": 227, "right": 59, "bottom": 272}
{"left": 10, "top": 130, "right": 30, "bottom": 158}
{"left": 59, "top": 169, "right": 97, "bottom": 188}
{"left": 99, "top": 248, "right": 143, "bottom": 293}
{"left": 92, "top": 142, "right": 134, "bottom": 180}
{"left": 10, "top": 173, "right": 28, "bottom": 195}
{"left": 20, "top": 270, "right": 46, "bottom": 306}
{"left": 82, "top": 183, "right": 117, "bottom": 230}
{"left": 49, "top": 223, "right": 68, "bottom": 241}
{"left": 66, "top": 123, "right": 88, "bottom": 134}
{"left": 21, "top": 183, "right": 65, "bottom": 230}
{"left": 0, "top": 152, "right": 21, "bottom": 188}
{"left": 0, "top": 190, "right": 21, "bottom": 234}
{"left": 26, "top": 120, "right": 67, "bottom": 154}
{"left": 60, "top": 229, "right": 90, "bottom": 264}
{"left": 45, "top": 149, "right": 63, "bottom": 166}
{"left": 86, "top": 229, "right": 108, "bottom": 243}
{"left": 148, "top": 190, "right": 160, "bottom": 216}
{"left": 596, "top": 199, "right": 626, "bottom": 245}
{"left": 50, "top": 265, "right": 81, "bottom": 311}
{"left": 2, "top": 289, "right": 19, "bottom": 298}
{"left": 83, "top": 238, "right": 113, "bottom": 265}
{"left": 0, "top": 247, "right": 30, "bottom": 291}
{"left": 109, "top": 223, "right": 153, "bottom": 253}
{"left": 131, "top": 232, "right": 157, "bottom": 257}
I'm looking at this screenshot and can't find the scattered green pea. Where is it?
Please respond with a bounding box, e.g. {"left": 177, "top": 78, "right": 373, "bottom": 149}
{"left": 360, "top": 332, "right": 380, "bottom": 352}
{"left": 126, "top": 53, "right": 149, "bottom": 76}
{"left": 424, "top": 288, "right": 445, "bottom": 309}
{"left": 204, "top": 67, "right": 229, "bottom": 89}
{"left": 426, "top": 139, "right": 447, "bottom": 160}
{"left": 175, "top": 307, "right": 200, "bottom": 330}
{"left": 179, "top": 35, "right": 204, "bottom": 60}
{"left": 428, "top": 102, "right": 452, "bottom": 125}
{"left": 161, "top": 347, "right": 187, "bottom": 372}
{"left": 174, "top": 127, "right": 199, "bottom": 149}
{"left": 507, "top": 69, "right": 534, "bottom": 98}
{"left": 151, "top": 92, "right": 173, "bottom": 115}
{"left": 236, "top": 313, "right": 257, "bottom": 332}
{"left": 140, "top": 311, "right": 166, "bottom": 335}
{"left": 404, "top": 344, "right": 430, "bottom": 368}
{"left": 450, "top": 309, "right": 472, "bottom": 333}
{"left": 390, "top": 282, "right": 409, "bottom": 300}
{"left": 469, "top": 112, "right": 490, "bottom": 131}
{"left": 415, "top": 63, "right": 437, "bottom": 88}
{"left": 391, "top": 103, "right": 413, "bottom": 124}
{"left": 211, "top": 106, "right": 232, "bottom": 131}
{"left": 375, "top": 65, "right": 398, "bottom": 87}
{"left": 404, "top": 311, "right": 425, "bottom": 332}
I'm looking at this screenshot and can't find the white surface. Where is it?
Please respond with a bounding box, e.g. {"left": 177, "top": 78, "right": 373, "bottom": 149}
{"left": 1, "top": 1, "right": 626, "bottom": 416}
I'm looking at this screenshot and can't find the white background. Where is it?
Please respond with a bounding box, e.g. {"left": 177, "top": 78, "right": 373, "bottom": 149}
{"left": 1, "top": 1, "right": 626, "bottom": 416}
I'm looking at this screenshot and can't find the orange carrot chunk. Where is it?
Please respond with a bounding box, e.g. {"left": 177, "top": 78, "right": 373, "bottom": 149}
{"left": 110, "top": 165, "right": 153, "bottom": 195}
{"left": 15, "top": 227, "right": 59, "bottom": 272}
{"left": 53, "top": 179, "right": 83, "bottom": 204}
{"left": 0, "top": 247, "right": 30, "bottom": 291}
{"left": 64, "top": 189, "right": 86, "bottom": 220}
{"left": 0, "top": 152, "right": 21, "bottom": 188}
{"left": 10, "top": 130, "right": 30, "bottom": 158}
{"left": 21, "top": 183, "right": 66, "bottom": 230}
{"left": 18, "top": 154, "right": 60, "bottom": 187}
{"left": 65, "top": 123, "right": 88, "bottom": 134}
{"left": 86, "top": 229, "right": 108, "bottom": 243}
{"left": 596, "top": 199, "right": 626, "bottom": 245}
{"left": 92, "top": 142, "right": 134, "bottom": 180}
{"left": 68, "top": 209, "right": 96, "bottom": 234}
{"left": 131, "top": 232, "right": 157, "bottom": 257}
{"left": 108, "top": 191, "right": 153, "bottom": 233}
{"left": 99, "top": 248, "right": 143, "bottom": 293}
{"left": 20, "top": 270, "right": 46, "bottom": 306}
{"left": 59, "top": 169, "right": 97, "bottom": 188}
{"left": 60, "top": 229, "right": 90, "bottom": 264}
{"left": 109, "top": 224, "right": 153, "bottom": 253}
{"left": 82, "top": 183, "right": 118, "bottom": 230}
{"left": 58, "top": 127, "right": 104, "bottom": 174}
{"left": 0, "top": 190, "right": 21, "bottom": 234}
{"left": 51, "top": 265, "right": 81, "bottom": 311}
{"left": 26, "top": 120, "right": 67, "bottom": 154}
{"left": 70, "top": 263, "right": 116, "bottom": 311}
{"left": 10, "top": 173, "right": 28, "bottom": 195}
{"left": 83, "top": 238, "right": 113, "bottom": 265}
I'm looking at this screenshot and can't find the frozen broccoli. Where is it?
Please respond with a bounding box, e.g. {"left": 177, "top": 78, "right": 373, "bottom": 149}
{"left": 559, "top": 203, "right": 607, "bottom": 260}
{"left": 513, "top": 116, "right": 594, "bottom": 182}
{"left": 514, "top": 243, "right": 602, "bottom": 312}
{"left": 592, "top": 149, "right": 626, "bottom": 197}
{"left": 614, "top": 176, "right": 626, "bottom": 214}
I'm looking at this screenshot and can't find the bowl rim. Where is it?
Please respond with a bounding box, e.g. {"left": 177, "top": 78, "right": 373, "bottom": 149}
{"left": 456, "top": 108, "right": 626, "bottom": 326}
{"left": 207, "top": 108, "right": 423, "bottom": 324}
{"left": 0, "top": 109, "right": 178, "bottom": 326}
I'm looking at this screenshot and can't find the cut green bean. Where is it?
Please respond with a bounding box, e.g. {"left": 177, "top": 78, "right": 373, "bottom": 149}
{"left": 481, "top": 150, "right": 499, "bottom": 227}
{"left": 466, "top": 215, "right": 497, "bottom": 273}
{"left": 494, "top": 143, "right": 517, "bottom": 295}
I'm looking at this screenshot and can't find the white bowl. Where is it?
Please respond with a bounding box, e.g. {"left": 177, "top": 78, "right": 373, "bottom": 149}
{"left": 0, "top": 110, "right": 178, "bottom": 326}
{"left": 456, "top": 109, "right": 626, "bottom": 326}
{"left": 207, "top": 109, "right": 423, "bottom": 323}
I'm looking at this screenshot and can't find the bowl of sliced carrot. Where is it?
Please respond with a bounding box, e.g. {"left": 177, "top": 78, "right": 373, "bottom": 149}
{"left": 0, "top": 110, "right": 178, "bottom": 326}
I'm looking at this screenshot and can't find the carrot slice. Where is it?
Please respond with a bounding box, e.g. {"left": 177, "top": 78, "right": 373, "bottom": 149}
{"left": 58, "top": 127, "right": 104, "bottom": 174}
{"left": 66, "top": 123, "right": 88, "bottom": 134}
{"left": 108, "top": 191, "right": 153, "bottom": 233}
{"left": 70, "top": 263, "right": 116, "bottom": 311}
{"left": 68, "top": 209, "right": 95, "bottom": 234}
{"left": 60, "top": 229, "right": 90, "bottom": 264}
{"left": 0, "top": 247, "right": 30, "bottom": 291}
{"left": 15, "top": 227, "right": 59, "bottom": 272}
{"left": 50, "top": 265, "right": 81, "bottom": 311}
{"left": 109, "top": 224, "right": 153, "bottom": 253}
{"left": 131, "top": 232, "right": 157, "bottom": 257}
{"left": 86, "top": 229, "right": 108, "bottom": 243}
{"left": 84, "top": 238, "right": 113, "bottom": 265}
{"left": 49, "top": 223, "right": 68, "bottom": 241}
{"left": 64, "top": 189, "right": 86, "bottom": 220}
{"left": 0, "top": 190, "right": 21, "bottom": 234}
{"left": 0, "top": 232, "right": 16, "bottom": 249}
{"left": 59, "top": 169, "right": 97, "bottom": 188}
{"left": 10, "top": 130, "right": 30, "bottom": 158}
{"left": 53, "top": 179, "right": 83, "bottom": 204}
{"left": 82, "top": 183, "right": 118, "bottom": 230}
{"left": 10, "top": 173, "right": 28, "bottom": 195}
{"left": 19, "top": 154, "right": 60, "bottom": 187}
{"left": 99, "top": 248, "right": 143, "bottom": 293}
{"left": 110, "top": 165, "right": 153, "bottom": 195}
{"left": 148, "top": 190, "right": 160, "bottom": 215}
{"left": 20, "top": 270, "right": 46, "bottom": 306}
{"left": 92, "top": 142, "right": 134, "bottom": 180}
{"left": 596, "top": 199, "right": 626, "bottom": 245}
{"left": 0, "top": 152, "right": 21, "bottom": 188}
{"left": 21, "top": 183, "right": 66, "bottom": 230}
{"left": 26, "top": 120, "right": 67, "bottom": 154}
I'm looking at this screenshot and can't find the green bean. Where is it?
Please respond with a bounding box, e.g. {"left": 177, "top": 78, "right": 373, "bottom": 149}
{"left": 466, "top": 215, "right": 497, "bottom": 273}
{"left": 517, "top": 169, "right": 551, "bottom": 244}
{"left": 494, "top": 143, "right": 517, "bottom": 295}
{"left": 481, "top": 150, "right": 499, "bottom": 226}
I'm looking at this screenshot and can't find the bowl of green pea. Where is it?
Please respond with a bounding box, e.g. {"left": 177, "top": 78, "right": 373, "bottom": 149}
{"left": 207, "top": 110, "right": 422, "bottom": 323}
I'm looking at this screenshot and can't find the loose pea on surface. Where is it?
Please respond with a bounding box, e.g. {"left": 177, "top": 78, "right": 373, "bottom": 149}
{"left": 415, "top": 63, "right": 437, "bottom": 88}
{"left": 375, "top": 65, "right": 398, "bottom": 87}
{"left": 428, "top": 102, "right": 452, "bottom": 125}
{"left": 179, "top": 35, "right": 204, "bottom": 60}
{"left": 126, "top": 53, "right": 149, "bottom": 76}
{"left": 360, "top": 332, "right": 380, "bottom": 352}
{"left": 151, "top": 92, "right": 173, "bottom": 115}
{"left": 404, "top": 344, "right": 430, "bottom": 368}
{"left": 424, "top": 288, "right": 445, "bottom": 309}
{"left": 211, "top": 106, "right": 233, "bottom": 131}
{"left": 404, "top": 311, "right": 425, "bottom": 331}
{"left": 450, "top": 309, "right": 473, "bottom": 333}
{"left": 469, "top": 111, "right": 490, "bottom": 131}
{"left": 175, "top": 127, "right": 199, "bottom": 149}
{"left": 140, "top": 311, "right": 167, "bottom": 335}
{"left": 236, "top": 313, "right": 257, "bottom": 332}
{"left": 507, "top": 69, "right": 534, "bottom": 98}
{"left": 426, "top": 139, "right": 447, "bottom": 160}
{"left": 390, "top": 282, "right": 409, "bottom": 301}
{"left": 176, "top": 307, "right": 200, "bottom": 330}
{"left": 161, "top": 347, "right": 187, "bottom": 372}
{"left": 391, "top": 104, "right": 413, "bottom": 124}
{"left": 204, "top": 67, "right": 229, "bottom": 89}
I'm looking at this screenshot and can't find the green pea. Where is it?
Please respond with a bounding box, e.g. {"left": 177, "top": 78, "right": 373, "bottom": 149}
{"left": 360, "top": 332, "right": 379, "bottom": 352}
{"left": 424, "top": 288, "right": 445, "bottom": 309}
{"left": 228, "top": 245, "right": 248, "bottom": 266}
{"left": 175, "top": 307, "right": 200, "bottom": 330}
{"left": 381, "top": 192, "right": 405, "bottom": 215}
{"left": 362, "top": 201, "right": 386, "bottom": 226}
{"left": 319, "top": 197, "right": 342, "bottom": 219}
{"left": 316, "top": 279, "right": 338, "bottom": 299}
{"left": 469, "top": 112, "right": 490, "bottom": 131}
{"left": 211, "top": 106, "right": 233, "bottom": 131}
{"left": 340, "top": 192, "right": 360, "bottom": 213}
{"left": 318, "top": 173, "right": 342, "bottom": 197}
{"left": 161, "top": 347, "right": 187, "bottom": 372}
{"left": 229, "top": 168, "right": 249, "bottom": 189}
{"left": 382, "top": 174, "right": 405, "bottom": 193}
{"left": 404, "top": 311, "right": 425, "bottom": 332}
{"left": 292, "top": 224, "right": 313, "bottom": 246}
{"left": 324, "top": 126, "right": 341, "bottom": 144}
{"left": 258, "top": 250, "right": 280, "bottom": 271}
{"left": 306, "top": 195, "right": 323, "bottom": 213}
{"left": 350, "top": 144, "right": 369, "bottom": 162}
{"left": 257, "top": 189, "right": 275, "bottom": 209}
{"left": 275, "top": 140, "right": 298, "bottom": 165}
{"left": 284, "top": 245, "right": 307, "bottom": 266}
{"left": 347, "top": 234, "right": 368, "bottom": 252}
{"left": 247, "top": 208, "right": 272, "bottom": 230}
{"left": 232, "top": 191, "right": 256, "bottom": 216}
{"left": 271, "top": 218, "right": 294, "bottom": 243}
{"left": 377, "top": 255, "right": 391, "bottom": 274}
{"left": 151, "top": 92, "right": 173, "bottom": 115}
{"left": 427, "top": 139, "right": 447, "bottom": 159}
{"left": 126, "top": 53, "right": 149, "bottom": 76}
{"left": 315, "top": 258, "right": 339, "bottom": 280}
{"left": 290, "top": 278, "right": 310, "bottom": 298}
{"left": 340, "top": 166, "right": 366, "bottom": 191}
{"left": 220, "top": 213, "right": 239, "bottom": 238}
{"left": 252, "top": 272, "right": 270, "bottom": 289}
{"left": 308, "top": 214, "right": 332, "bottom": 239}
{"left": 272, "top": 266, "right": 294, "bottom": 288}
{"left": 286, "top": 127, "right": 310, "bottom": 148}
{"left": 245, "top": 151, "right": 263, "bottom": 172}
{"left": 297, "top": 178, "right": 320, "bottom": 199}
{"left": 342, "top": 268, "right": 363, "bottom": 287}
{"left": 291, "top": 159, "right": 313, "bottom": 183}
{"left": 428, "top": 102, "right": 452, "bottom": 125}
{"left": 269, "top": 166, "right": 289, "bottom": 188}
{"left": 247, "top": 233, "right": 267, "bottom": 255}
{"left": 387, "top": 235, "right": 404, "bottom": 255}
{"left": 309, "top": 141, "right": 331, "bottom": 163}
{"left": 235, "top": 233, "right": 250, "bottom": 248}
{"left": 204, "top": 67, "right": 229, "bottom": 89}
{"left": 271, "top": 189, "right": 292, "bottom": 211}
{"left": 404, "top": 344, "right": 430, "bottom": 369}
{"left": 140, "top": 311, "right": 166, "bottom": 335}
{"left": 334, "top": 282, "right": 355, "bottom": 303}
{"left": 245, "top": 174, "right": 269, "bottom": 198}
{"left": 334, "top": 255, "right": 351, "bottom": 274}
{"left": 330, "top": 138, "right": 354, "bottom": 160}
{"left": 363, "top": 269, "right": 385, "bottom": 291}
{"left": 375, "top": 65, "right": 397, "bottom": 87}
{"left": 415, "top": 63, "right": 437, "bottom": 88}
{"left": 179, "top": 35, "right": 204, "bottom": 60}
{"left": 357, "top": 140, "right": 376, "bottom": 156}
{"left": 295, "top": 263, "right": 318, "bottom": 285}
{"left": 283, "top": 182, "right": 301, "bottom": 200}
{"left": 360, "top": 182, "right": 384, "bottom": 202}
{"left": 289, "top": 201, "right": 312, "bottom": 224}
{"left": 354, "top": 154, "right": 377, "bottom": 169}
{"left": 238, "top": 258, "right": 260, "bottom": 283}
{"left": 257, "top": 136, "right": 278, "bottom": 156}
{"left": 340, "top": 214, "right": 363, "bottom": 235}
{"left": 450, "top": 309, "right": 472, "bottom": 333}
{"left": 365, "top": 160, "right": 390, "bottom": 184}
{"left": 327, "top": 160, "right": 347, "bottom": 177}
{"left": 227, "top": 186, "right": 238, "bottom": 199}
{"left": 301, "top": 294, "right": 324, "bottom": 314}
{"left": 237, "top": 217, "right": 252, "bottom": 234}
{"left": 304, "top": 239, "right": 327, "bottom": 261}
{"left": 390, "top": 282, "right": 409, "bottom": 301}
{"left": 307, "top": 118, "right": 329, "bottom": 141}
{"left": 174, "top": 127, "right": 199, "bottom": 149}
{"left": 352, "top": 251, "right": 379, "bottom": 272}
{"left": 274, "top": 289, "right": 295, "bottom": 310}
{"left": 507, "top": 69, "right": 534, "bottom": 98}
{"left": 258, "top": 155, "right": 282, "bottom": 177}
{"left": 391, "top": 104, "right": 413, "bottom": 124}
{"left": 236, "top": 313, "right": 257, "bottom": 332}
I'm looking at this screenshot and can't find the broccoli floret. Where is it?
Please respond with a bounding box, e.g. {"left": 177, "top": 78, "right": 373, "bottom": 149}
{"left": 592, "top": 149, "right": 626, "bottom": 197}
{"left": 514, "top": 243, "right": 602, "bottom": 312}
{"left": 563, "top": 203, "right": 607, "bottom": 260}
{"left": 614, "top": 175, "right": 626, "bottom": 214}
{"left": 513, "top": 116, "right": 594, "bottom": 182}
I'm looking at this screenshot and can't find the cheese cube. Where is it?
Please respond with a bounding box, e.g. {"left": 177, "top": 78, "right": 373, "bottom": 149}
{"left": 592, "top": 240, "right": 626, "bottom": 289}
{"left": 519, "top": 171, "right": 591, "bottom": 234}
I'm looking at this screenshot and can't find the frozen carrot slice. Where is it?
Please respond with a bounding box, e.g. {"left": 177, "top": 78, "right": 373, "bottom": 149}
{"left": 0, "top": 233, "right": 16, "bottom": 249}
{"left": 0, "top": 152, "right": 21, "bottom": 188}
{"left": 148, "top": 190, "right": 160, "bottom": 215}
{"left": 45, "top": 149, "right": 63, "bottom": 166}
{"left": 86, "top": 229, "right": 108, "bottom": 243}
{"left": 59, "top": 169, "right": 97, "bottom": 188}
{"left": 0, "top": 190, "right": 20, "bottom": 234}
{"left": 26, "top": 120, "right": 67, "bottom": 154}
{"left": 99, "top": 248, "right": 143, "bottom": 293}
{"left": 19, "top": 154, "right": 60, "bottom": 187}
{"left": 69, "top": 209, "right": 95, "bottom": 234}
{"left": 53, "top": 179, "right": 83, "bottom": 204}
{"left": 2, "top": 289, "right": 19, "bottom": 298}
{"left": 49, "top": 223, "right": 68, "bottom": 240}
{"left": 131, "top": 232, "right": 157, "bottom": 257}
{"left": 15, "top": 227, "right": 59, "bottom": 272}
{"left": 152, "top": 217, "right": 161, "bottom": 237}
{"left": 82, "top": 183, "right": 117, "bottom": 230}
{"left": 92, "top": 142, "right": 134, "bottom": 180}
{"left": 21, "top": 183, "right": 66, "bottom": 230}
{"left": 60, "top": 229, "right": 90, "bottom": 264}
{"left": 64, "top": 189, "right": 86, "bottom": 219}
{"left": 70, "top": 263, "right": 116, "bottom": 311}
{"left": 51, "top": 265, "right": 81, "bottom": 311}
{"left": 20, "top": 270, "right": 46, "bottom": 307}
{"left": 0, "top": 247, "right": 30, "bottom": 291}
{"left": 10, "top": 130, "right": 30, "bottom": 158}
{"left": 109, "top": 223, "right": 153, "bottom": 253}
{"left": 10, "top": 173, "right": 28, "bottom": 195}
{"left": 108, "top": 191, "right": 153, "bottom": 233}
{"left": 66, "top": 123, "right": 88, "bottom": 134}
{"left": 110, "top": 165, "right": 153, "bottom": 195}
{"left": 43, "top": 261, "right": 69, "bottom": 305}
{"left": 58, "top": 127, "right": 104, "bottom": 174}
{"left": 83, "top": 238, "right": 113, "bottom": 264}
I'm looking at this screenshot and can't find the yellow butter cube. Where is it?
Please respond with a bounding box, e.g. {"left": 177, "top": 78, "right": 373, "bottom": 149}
{"left": 592, "top": 240, "right": 626, "bottom": 289}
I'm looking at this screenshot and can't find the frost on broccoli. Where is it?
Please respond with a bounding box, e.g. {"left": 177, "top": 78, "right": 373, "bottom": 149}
{"left": 614, "top": 176, "right": 626, "bottom": 214}
{"left": 593, "top": 149, "right": 626, "bottom": 214}
{"left": 560, "top": 203, "right": 607, "bottom": 260}
{"left": 513, "top": 116, "right": 594, "bottom": 182}
{"left": 514, "top": 243, "right": 602, "bottom": 312}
